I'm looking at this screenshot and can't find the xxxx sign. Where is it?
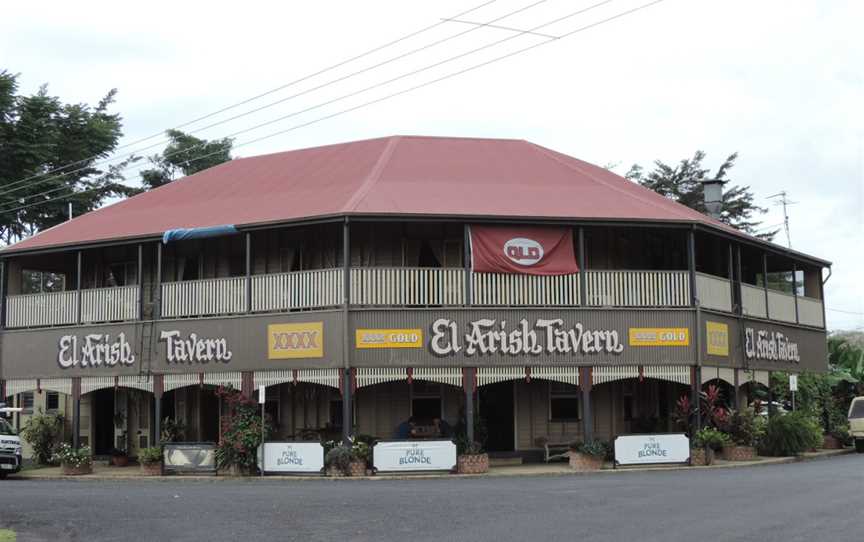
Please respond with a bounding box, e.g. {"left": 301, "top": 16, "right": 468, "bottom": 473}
{"left": 268, "top": 322, "right": 324, "bottom": 359}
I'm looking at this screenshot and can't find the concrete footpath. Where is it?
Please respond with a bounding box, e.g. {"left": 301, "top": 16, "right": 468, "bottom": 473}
{"left": 11, "top": 448, "right": 852, "bottom": 482}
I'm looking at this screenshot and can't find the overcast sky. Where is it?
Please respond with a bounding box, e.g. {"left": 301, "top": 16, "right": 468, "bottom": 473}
{"left": 3, "top": 0, "right": 862, "bottom": 330}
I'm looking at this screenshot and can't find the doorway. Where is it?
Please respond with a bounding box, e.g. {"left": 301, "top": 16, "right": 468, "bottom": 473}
{"left": 479, "top": 381, "right": 514, "bottom": 452}
{"left": 91, "top": 389, "right": 115, "bottom": 455}
{"left": 199, "top": 388, "right": 220, "bottom": 443}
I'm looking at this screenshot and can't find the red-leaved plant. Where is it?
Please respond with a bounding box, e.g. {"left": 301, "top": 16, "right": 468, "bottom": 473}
{"left": 214, "top": 385, "right": 271, "bottom": 473}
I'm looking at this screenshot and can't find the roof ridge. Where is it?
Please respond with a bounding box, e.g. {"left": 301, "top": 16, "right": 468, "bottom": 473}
{"left": 343, "top": 136, "right": 402, "bottom": 212}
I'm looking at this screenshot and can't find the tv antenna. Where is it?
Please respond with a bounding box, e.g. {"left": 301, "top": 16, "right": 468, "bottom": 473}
{"left": 767, "top": 191, "right": 797, "bottom": 248}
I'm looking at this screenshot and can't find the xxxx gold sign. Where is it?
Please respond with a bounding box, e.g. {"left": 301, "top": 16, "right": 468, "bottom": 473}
{"left": 268, "top": 322, "right": 324, "bottom": 359}
{"left": 356, "top": 329, "right": 423, "bottom": 349}
{"left": 628, "top": 327, "right": 690, "bottom": 347}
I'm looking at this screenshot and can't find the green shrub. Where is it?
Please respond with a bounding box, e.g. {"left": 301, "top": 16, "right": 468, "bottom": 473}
{"left": 20, "top": 410, "right": 64, "bottom": 465}
{"left": 455, "top": 437, "right": 484, "bottom": 455}
{"left": 52, "top": 444, "right": 92, "bottom": 468}
{"left": 570, "top": 440, "right": 609, "bottom": 458}
{"left": 723, "top": 408, "right": 763, "bottom": 447}
{"left": 760, "top": 412, "right": 823, "bottom": 456}
{"left": 325, "top": 445, "right": 354, "bottom": 475}
{"left": 138, "top": 447, "right": 163, "bottom": 465}
{"left": 692, "top": 427, "right": 732, "bottom": 451}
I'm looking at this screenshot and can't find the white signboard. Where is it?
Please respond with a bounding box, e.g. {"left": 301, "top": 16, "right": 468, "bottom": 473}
{"left": 257, "top": 442, "right": 324, "bottom": 474}
{"left": 789, "top": 374, "right": 798, "bottom": 392}
{"left": 373, "top": 440, "right": 457, "bottom": 472}
{"left": 614, "top": 434, "right": 690, "bottom": 466}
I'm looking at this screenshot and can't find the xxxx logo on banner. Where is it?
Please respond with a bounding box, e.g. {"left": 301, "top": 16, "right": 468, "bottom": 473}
{"left": 268, "top": 322, "right": 324, "bottom": 359}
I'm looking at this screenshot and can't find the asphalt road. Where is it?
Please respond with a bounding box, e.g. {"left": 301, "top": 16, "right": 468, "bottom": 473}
{"left": 1, "top": 454, "right": 862, "bottom": 542}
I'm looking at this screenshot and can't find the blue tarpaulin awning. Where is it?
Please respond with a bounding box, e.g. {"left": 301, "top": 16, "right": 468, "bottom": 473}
{"left": 162, "top": 225, "right": 238, "bottom": 244}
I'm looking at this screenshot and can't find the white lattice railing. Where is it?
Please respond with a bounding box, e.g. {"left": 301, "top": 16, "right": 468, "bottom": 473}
{"left": 351, "top": 267, "right": 464, "bottom": 306}
{"left": 5, "top": 290, "right": 78, "bottom": 328}
{"left": 767, "top": 289, "right": 796, "bottom": 323}
{"left": 695, "top": 272, "right": 732, "bottom": 312}
{"left": 81, "top": 285, "right": 139, "bottom": 323}
{"left": 741, "top": 284, "right": 767, "bottom": 318}
{"left": 797, "top": 295, "right": 824, "bottom": 327}
{"left": 472, "top": 273, "right": 579, "bottom": 306}
{"left": 161, "top": 276, "right": 246, "bottom": 318}
{"left": 584, "top": 270, "right": 690, "bottom": 307}
{"left": 252, "top": 268, "right": 343, "bottom": 312}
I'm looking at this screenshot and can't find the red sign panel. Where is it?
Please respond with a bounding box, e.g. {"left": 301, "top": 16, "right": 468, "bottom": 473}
{"left": 470, "top": 226, "right": 578, "bottom": 275}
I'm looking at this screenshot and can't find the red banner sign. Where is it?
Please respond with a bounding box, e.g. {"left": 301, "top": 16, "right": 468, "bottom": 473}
{"left": 470, "top": 226, "right": 578, "bottom": 275}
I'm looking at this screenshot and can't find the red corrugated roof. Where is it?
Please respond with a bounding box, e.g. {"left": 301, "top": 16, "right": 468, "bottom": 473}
{"left": 0, "top": 135, "right": 794, "bottom": 255}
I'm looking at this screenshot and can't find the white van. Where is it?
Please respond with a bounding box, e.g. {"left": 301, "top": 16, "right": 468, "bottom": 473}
{"left": 849, "top": 397, "right": 864, "bottom": 454}
{"left": 0, "top": 412, "right": 23, "bottom": 478}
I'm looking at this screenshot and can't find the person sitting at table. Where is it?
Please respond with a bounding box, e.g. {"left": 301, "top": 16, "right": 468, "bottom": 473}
{"left": 394, "top": 416, "right": 416, "bottom": 439}
{"left": 432, "top": 417, "right": 452, "bottom": 438}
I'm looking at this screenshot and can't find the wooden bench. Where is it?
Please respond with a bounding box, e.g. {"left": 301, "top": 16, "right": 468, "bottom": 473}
{"left": 535, "top": 437, "right": 571, "bottom": 463}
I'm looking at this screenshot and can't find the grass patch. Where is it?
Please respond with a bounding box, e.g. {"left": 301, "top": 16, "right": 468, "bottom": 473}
{"left": 0, "top": 528, "right": 16, "bottom": 541}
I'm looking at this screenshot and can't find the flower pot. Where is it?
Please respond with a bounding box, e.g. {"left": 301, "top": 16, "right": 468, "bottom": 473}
{"left": 62, "top": 463, "right": 93, "bottom": 476}
{"left": 821, "top": 435, "right": 843, "bottom": 450}
{"left": 568, "top": 451, "right": 604, "bottom": 471}
{"left": 140, "top": 462, "right": 162, "bottom": 476}
{"left": 348, "top": 460, "right": 367, "bottom": 477}
{"left": 690, "top": 447, "right": 715, "bottom": 466}
{"left": 111, "top": 455, "right": 129, "bottom": 467}
{"left": 327, "top": 467, "right": 346, "bottom": 477}
{"left": 722, "top": 445, "right": 757, "bottom": 461}
{"left": 457, "top": 453, "right": 489, "bottom": 474}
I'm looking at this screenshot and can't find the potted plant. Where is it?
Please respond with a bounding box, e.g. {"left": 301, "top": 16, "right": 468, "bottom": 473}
{"left": 138, "top": 446, "right": 163, "bottom": 475}
{"left": 721, "top": 408, "right": 761, "bottom": 461}
{"left": 53, "top": 444, "right": 93, "bottom": 475}
{"left": 110, "top": 447, "right": 129, "bottom": 467}
{"left": 325, "top": 445, "right": 355, "bottom": 477}
{"left": 350, "top": 440, "right": 371, "bottom": 476}
{"left": 691, "top": 427, "right": 731, "bottom": 466}
{"left": 568, "top": 440, "right": 607, "bottom": 471}
{"left": 456, "top": 440, "right": 489, "bottom": 474}
{"left": 214, "top": 385, "right": 271, "bottom": 476}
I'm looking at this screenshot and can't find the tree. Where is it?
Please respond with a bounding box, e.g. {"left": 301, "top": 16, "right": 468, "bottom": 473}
{"left": 626, "top": 151, "right": 777, "bottom": 240}
{"left": 0, "top": 70, "right": 136, "bottom": 244}
{"left": 139, "top": 129, "right": 233, "bottom": 190}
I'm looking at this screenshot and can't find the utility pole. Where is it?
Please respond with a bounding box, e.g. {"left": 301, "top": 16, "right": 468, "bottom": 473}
{"left": 767, "top": 191, "right": 796, "bottom": 248}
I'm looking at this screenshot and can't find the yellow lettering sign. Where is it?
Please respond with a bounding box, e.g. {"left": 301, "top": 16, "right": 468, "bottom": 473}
{"left": 706, "top": 321, "right": 729, "bottom": 357}
{"left": 268, "top": 323, "right": 324, "bottom": 359}
{"left": 355, "top": 329, "right": 423, "bottom": 349}
{"left": 628, "top": 327, "right": 690, "bottom": 347}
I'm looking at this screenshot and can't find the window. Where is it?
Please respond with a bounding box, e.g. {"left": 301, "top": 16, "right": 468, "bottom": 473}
{"left": 22, "top": 270, "right": 66, "bottom": 294}
{"left": 19, "top": 392, "right": 34, "bottom": 413}
{"left": 549, "top": 382, "right": 580, "bottom": 421}
{"left": 46, "top": 392, "right": 59, "bottom": 411}
{"left": 411, "top": 381, "right": 442, "bottom": 422}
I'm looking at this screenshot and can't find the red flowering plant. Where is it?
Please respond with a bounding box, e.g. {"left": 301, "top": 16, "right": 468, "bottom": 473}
{"left": 672, "top": 385, "right": 731, "bottom": 437}
{"left": 214, "top": 385, "right": 272, "bottom": 474}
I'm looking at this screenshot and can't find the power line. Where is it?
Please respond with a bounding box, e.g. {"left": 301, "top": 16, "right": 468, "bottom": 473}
{"left": 0, "top": 0, "right": 552, "bottom": 204}
{"left": 0, "top": 0, "right": 609, "bottom": 211}
{"left": 828, "top": 308, "right": 864, "bottom": 316}
{"left": 0, "top": 0, "right": 498, "bottom": 196}
{"left": 0, "top": 0, "right": 667, "bottom": 217}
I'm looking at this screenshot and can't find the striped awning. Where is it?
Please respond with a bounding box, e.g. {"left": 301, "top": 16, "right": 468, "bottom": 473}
{"left": 40, "top": 377, "right": 73, "bottom": 395}
{"left": 296, "top": 369, "right": 340, "bottom": 389}
{"left": 593, "top": 365, "right": 692, "bottom": 385}
{"left": 202, "top": 371, "right": 243, "bottom": 389}
{"left": 412, "top": 367, "right": 463, "bottom": 388}
{"left": 529, "top": 366, "right": 579, "bottom": 386}
{"left": 476, "top": 366, "right": 526, "bottom": 387}
{"left": 4, "top": 379, "right": 38, "bottom": 397}
{"left": 253, "top": 370, "right": 295, "bottom": 389}
{"left": 163, "top": 373, "right": 202, "bottom": 393}
{"left": 355, "top": 368, "right": 407, "bottom": 389}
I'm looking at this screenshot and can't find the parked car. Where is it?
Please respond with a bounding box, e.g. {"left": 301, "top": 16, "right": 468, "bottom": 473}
{"left": 750, "top": 401, "right": 788, "bottom": 417}
{"left": 848, "top": 397, "right": 864, "bottom": 453}
{"left": 0, "top": 409, "right": 23, "bottom": 479}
